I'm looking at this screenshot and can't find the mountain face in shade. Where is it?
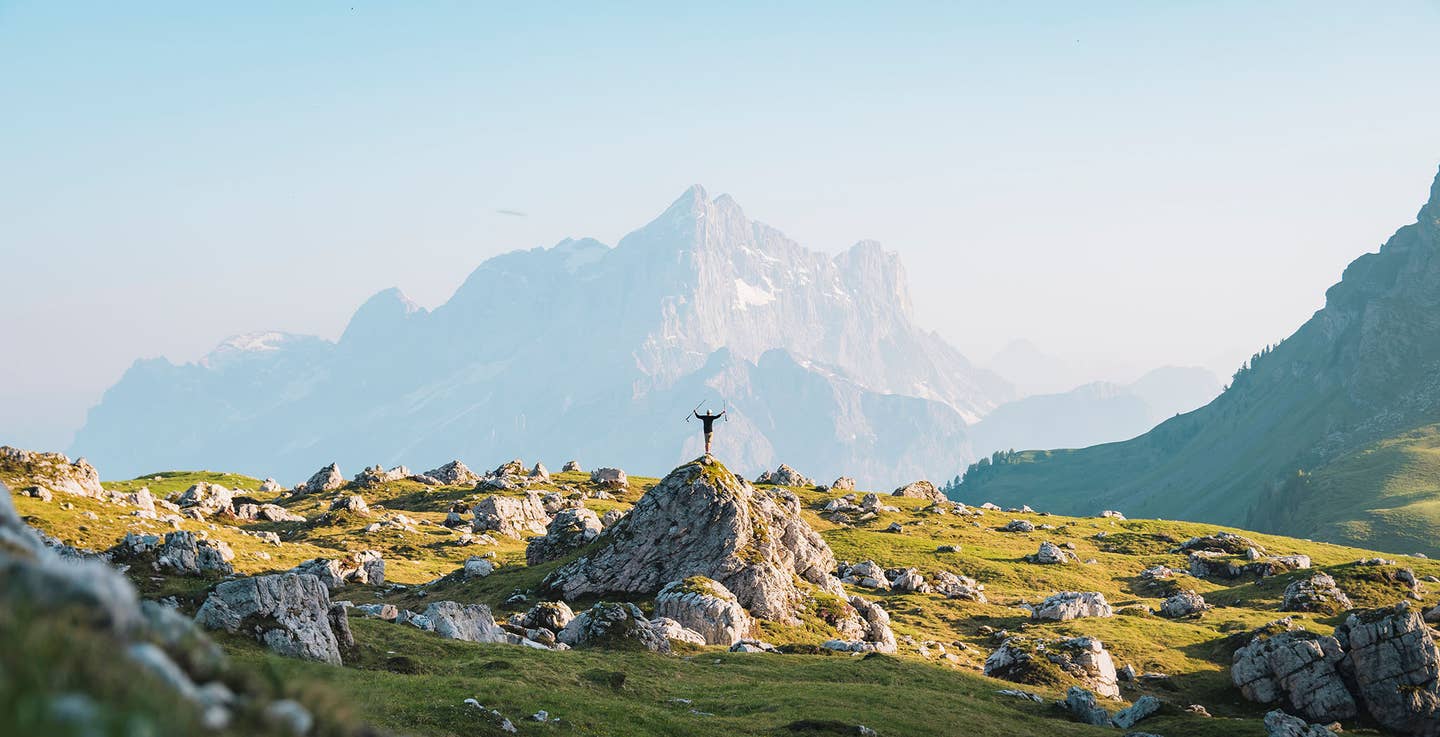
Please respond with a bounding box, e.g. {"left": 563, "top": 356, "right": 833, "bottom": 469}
{"left": 956, "top": 164, "right": 1440, "bottom": 556}
{"left": 72, "top": 187, "right": 1010, "bottom": 487}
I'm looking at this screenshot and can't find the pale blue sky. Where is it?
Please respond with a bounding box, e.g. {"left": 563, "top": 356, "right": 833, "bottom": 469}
{"left": 3, "top": 1, "right": 1440, "bottom": 449}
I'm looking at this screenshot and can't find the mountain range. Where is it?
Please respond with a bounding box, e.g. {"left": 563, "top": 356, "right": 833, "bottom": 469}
{"left": 956, "top": 164, "right": 1440, "bottom": 556}
{"left": 72, "top": 187, "right": 1015, "bottom": 487}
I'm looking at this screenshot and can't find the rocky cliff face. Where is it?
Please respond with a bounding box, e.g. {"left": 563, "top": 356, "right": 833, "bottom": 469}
{"left": 73, "top": 187, "right": 1007, "bottom": 487}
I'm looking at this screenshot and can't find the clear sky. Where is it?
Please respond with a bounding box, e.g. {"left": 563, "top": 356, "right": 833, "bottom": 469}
{"left": 3, "top": 1, "right": 1439, "bottom": 450}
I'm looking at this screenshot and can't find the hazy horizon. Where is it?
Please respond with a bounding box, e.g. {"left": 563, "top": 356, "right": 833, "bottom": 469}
{"left": 4, "top": 1, "right": 1440, "bottom": 451}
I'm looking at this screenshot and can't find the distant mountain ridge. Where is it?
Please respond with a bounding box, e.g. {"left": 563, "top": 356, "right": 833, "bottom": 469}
{"left": 956, "top": 164, "right": 1440, "bottom": 556}
{"left": 968, "top": 366, "right": 1221, "bottom": 455}
{"left": 73, "top": 187, "right": 1011, "bottom": 487}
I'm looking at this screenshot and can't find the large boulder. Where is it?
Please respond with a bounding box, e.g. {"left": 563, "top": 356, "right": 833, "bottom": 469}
{"left": 1065, "top": 686, "right": 1111, "bottom": 726}
{"left": 985, "top": 636, "right": 1119, "bottom": 699}
{"left": 1231, "top": 627, "right": 1357, "bottom": 723}
{"left": 0, "top": 446, "right": 104, "bottom": 498}
{"left": 589, "top": 467, "right": 628, "bottom": 490}
{"left": 328, "top": 494, "right": 370, "bottom": 516}
{"left": 526, "top": 507, "right": 603, "bottom": 565}
{"left": 519, "top": 601, "right": 575, "bottom": 632}
{"left": 155, "top": 531, "right": 235, "bottom": 576}
{"left": 755, "top": 464, "right": 814, "bottom": 487}
{"left": 291, "top": 551, "right": 384, "bottom": 589}
{"left": 1157, "top": 590, "right": 1211, "bottom": 618}
{"left": 351, "top": 464, "right": 410, "bottom": 488}
{"left": 472, "top": 492, "right": 551, "bottom": 538}
{"left": 174, "top": 482, "right": 235, "bottom": 516}
{"left": 654, "top": 577, "right": 753, "bottom": 646}
{"left": 423, "top": 460, "right": 481, "bottom": 486}
{"left": 1031, "top": 540, "right": 1075, "bottom": 564}
{"left": 420, "top": 601, "right": 512, "bottom": 644}
{"left": 1263, "top": 709, "right": 1337, "bottom": 737}
{"left": 1334, "top": 603, "right": 1440, "bottom": 736}
{"left": 195, "top": 573, "right": 344, "bottom": 664}
{"left": 830, "top": 476, "right": 856, "bottom": 492}
{"left": 891, "top": 480, "right": 946, "bottom": 504}
{"left": 1282, "top": 573, "right": 1353, "bottom": 614}
{"left": 540, "top": 457, "right": 838, "bottom": 623}
{"left": 1032, "top": 591, "right": 1113, "bottom": 621}
{"left": 561, "top": 460, "right": 583, "bottom": 473}
{"left": 822, "top": 595, "right": 897, "bottom": 654}
{"left": 297, "top": 463, "right": 344, "bottom": 496}
{"left": 558, "top": 602, "right": 670, "bottom": 653}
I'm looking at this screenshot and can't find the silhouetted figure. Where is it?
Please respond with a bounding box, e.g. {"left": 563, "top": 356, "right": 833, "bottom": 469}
{"left": 694, "top": 409, "right": 726, "bottom": 454}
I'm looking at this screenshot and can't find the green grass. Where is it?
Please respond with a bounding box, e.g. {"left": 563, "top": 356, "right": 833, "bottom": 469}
{"left": 10, "top": 462, "right": 1432, "bottom": 737}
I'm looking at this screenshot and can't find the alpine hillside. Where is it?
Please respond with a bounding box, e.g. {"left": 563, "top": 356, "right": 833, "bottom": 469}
{"left": 956, "top": 164, "right": 1440, "bottom": 557}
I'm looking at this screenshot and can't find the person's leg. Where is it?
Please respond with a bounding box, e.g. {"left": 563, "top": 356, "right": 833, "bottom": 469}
{"left": 704, "top": 430, "right": 713, "bottom": 454}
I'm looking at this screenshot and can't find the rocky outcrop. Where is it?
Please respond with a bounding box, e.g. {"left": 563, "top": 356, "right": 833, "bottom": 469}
{"left": 195, "top": 573, "right": 344, "bottom": 664}
{"left": 541, "top": 457, "right": 838, "bottom": 623}
{"left": 590, "top": 467, "right": 628, "bottom": 490}
{"left": 174, "top": 482, "right": 235, "bottom": 516}
{"left": 292, "top": 551, "right": 385, "bottom": 589}
{"left": 529, "top": 462, "right": 550, "bottom": 482}
{"left": 1030, "top": 540, "right": 1076, "bottom": 564}
{"left": 0, "top": 446, "right": 104, "bottom": 499}
{"left": 420, "top": 601, "right": 512, "bottom": 644}
{"left": 985, "top": 636, "right": 1119, "bottom": 699}
{"left": 1282, "top": 573, "right": 1353, "bottom": 614}
{"left": 1158, "top": 590, "right": 1210, "bottom": 618}
{"left": 231, "top": 502, "right": 304, "bottom": 522}
{"left": 654, "top": 577, "right": 753, "bottom": 646}
{"left": 472, "top": 492, "right": 551, "bottom": 538}
{"left": 1264, "top": 709, "right": 1337, "bottom": 737}
{"left": 891, "top": 480, "right": 945, "bottom": 504}
{"left": 156, "top": 531, "right": 234, "bottom": 576}
{"left": 329, "top": 494, "right": 370, "bottom": 516}
{"left": 755, "top": 464, "right": 814, "bottom": 487}
{"left": 558, "top": 602, "right": 670, "bottom": 653}
{"left": 351, "top": 464, "right": 410, "bottom": 488}
{"left": 822, "top": 595, "right": 898, "bottom": 654}
{"left": 1189, "top": 550, "right": 1310, "bottom": 580}
{"left": 831, "top": 476, "right": 856, "bottom": 492}
{"left": 526, "top": 507, "right": 602, "bottom": 565}
{"left": 1334, "top": 603, "right": 1440, "bottom": 736}
{"left": 1232, "top": 627, "right": 1357, "bottom": 723}
{"left": 932, "top": 570, "right": 986, "bottom": 602}
{"left": 297, "top": 463, "right": 344, "bottom": 496}
{"left": 424, "top": 460, "right": 481, "bottom": 486}
{"left": 1065, "top": 687, "right": 1111, "bottom": 726}
{"left": 519, "top": 601, "right": 575, "bottom": 632}
{"left": 561, "top": 460, "right": 582, "bottom": 473}
{"left": 1032, "top": 591, "right": 1113, "bottom": 621}
{"left": 1112, "top": 695, "right": 1161, "bottom": 729}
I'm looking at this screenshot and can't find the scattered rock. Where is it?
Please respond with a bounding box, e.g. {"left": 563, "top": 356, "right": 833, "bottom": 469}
{"left": 296, "top": 463, "right": 344, "bottom": 496}
{"left": 1282, "top": 573, "right": 1353, "bottom": 614}
{"left": 891, "top": 480, "right": 946, "bottom": 504}
{"left": 1032, "top": 591, "right": 1114, "bottom": 621}
{"left": 463, "top": 556, "right": 496, "bottom": 579}
{"left": 831, "top": 476, "right": 856, "bottom": 492}
{"left": 933, "top": 571, "right": 986, "bottom": 602}
{"left": 1030, "top": 540, "right": 1075, "bottom": 564}
{"left": 755, "top": 464, "right": 814, "bottom": 487}
{"left": 351, "top": 464, "right": 410, "bottom": 488}
{"left": 174, "top": 482, "right": 235, "bottom": 516}
{"left": 472, "top": 492, "right": 551, "bottom": 538}
{"left": 424, "top": 460, "right": 482, "bottom": 486}
{"left": 562, "top": 460, "right": 583, "bottom": 473}
{"left": 526, "top": 507, "right": 603, "bottom": 564}
{"left": 589, "top": 467, "right": 628, "bottom": 490}
{"left": 291, "top": 551, "right": 384, "bottom": 589}
{"left": 328, "top": 494, "right": 370, "bottom": 516}
{"left": 1112, "top": 695, "right": 1161, "bottom": 729}
{"left": 1003, "top": 519, "right": 1036, "bottom": 533}
{"left": 1065, "top": 686, "right": 1111, "bottom": 726}
{"left": 1157, "top": 590, "right": 1210, "bottom": 618}
{"left": 1264, "top": 709, "right": 1337, "bottom": 737}
{"left": 822, "top": 596, "right": 897, "bottom": 654}
{"left": 558, "top": 602, "right": 670, "bottom": 653}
